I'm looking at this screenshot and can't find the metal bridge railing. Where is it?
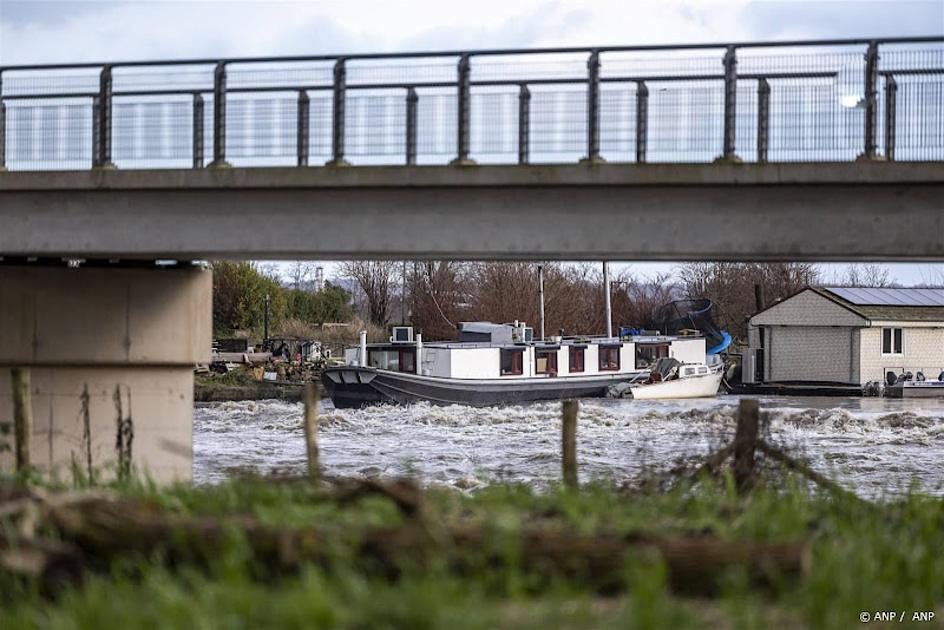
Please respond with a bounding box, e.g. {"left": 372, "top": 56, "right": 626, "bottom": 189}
{"left": 0, "top": 37, "right": 942, "bottom": 171}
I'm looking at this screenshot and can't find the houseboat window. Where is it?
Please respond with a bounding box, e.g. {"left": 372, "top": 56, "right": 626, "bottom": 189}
{"left": 500, "top": 349, "right": 524, "bottom": 376}
{"left": 599, "top": 345, "right": 621, "bottom": 371}
{"left": 882, "top": 328, "right": 903, "bottom": 354}
{"left": 635, "top": 343, "right": 669, "bottom": 369}
{"left": 368, "top": 348, "right": 416, "bottom": 373}
{"left": 536, "top": 349, "right": 558, "bottom": 375}
{"left": 569, "top": 347, "right": 585, "bottom": 373}
{"left": 684, "top": 367, "right": 695, "bottom": 376}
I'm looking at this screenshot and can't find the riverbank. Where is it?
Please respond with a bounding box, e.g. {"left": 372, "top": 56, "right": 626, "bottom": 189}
{"left": 1, "top": 475, "right": 941, "bottom": 628}
{"left": 194, "top": 371, "right": 309, "bottom": 402}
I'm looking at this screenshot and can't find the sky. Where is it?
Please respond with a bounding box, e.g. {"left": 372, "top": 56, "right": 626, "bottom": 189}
{"left": 2, "top": 0, "right": 942, "bottom": 284}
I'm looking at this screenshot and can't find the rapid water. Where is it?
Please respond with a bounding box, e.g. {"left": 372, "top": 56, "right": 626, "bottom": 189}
{"left": 193, "top": 396, "right": 944, "bottom": 497}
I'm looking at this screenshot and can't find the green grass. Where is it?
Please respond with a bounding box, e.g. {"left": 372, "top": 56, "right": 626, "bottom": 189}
{"left": 195, "top": 369, "right": 257, "bottom": 388}
{"left": 3, "top": 476, "right": 943, "bottom": 629}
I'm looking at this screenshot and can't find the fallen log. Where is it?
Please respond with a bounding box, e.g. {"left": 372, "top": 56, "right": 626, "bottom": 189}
{"left": 330, "top": 477, "right": 424, "bottom": 518}
{"left": 37, "top": 495, "right": 808, "bottom": 595}
{"left": 0, "top": 532, "right": 85, "bottom": 595}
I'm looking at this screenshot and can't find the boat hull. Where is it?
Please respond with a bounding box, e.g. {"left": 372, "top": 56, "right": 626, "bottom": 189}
{"left": 628, "top": 372, "right": 723, "bottom": 400}
{"left": 885, "top": 381, "right": 944, "bottom": 398}
{"left": 321, "top": 366, "right": 643, "bottom": 408}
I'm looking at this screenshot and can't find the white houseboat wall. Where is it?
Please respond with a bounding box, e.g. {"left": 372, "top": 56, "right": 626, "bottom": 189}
{"left": 341, "top": 323, "right": 706, "bottom": 380}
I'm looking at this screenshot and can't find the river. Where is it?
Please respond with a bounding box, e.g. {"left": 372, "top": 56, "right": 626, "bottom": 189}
{"left": 193, "top": 396, "right": 944, "bottom": 497}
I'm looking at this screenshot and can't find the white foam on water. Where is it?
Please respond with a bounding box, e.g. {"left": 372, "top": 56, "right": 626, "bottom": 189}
{"left": 193, "top": 395, "right": 944, "bottom": 497}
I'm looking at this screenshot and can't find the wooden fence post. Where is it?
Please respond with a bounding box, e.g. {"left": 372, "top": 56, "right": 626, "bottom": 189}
{"left": 733, "top": 398, "right": 759, "bottom": 490}
{"left": 303, "top": 382, "right": 320, "bottom": 483}
{"left": 11, "top": 368, "right": 32, "bottom": 473}
{"left": 562, "top": 400, "right": 578, "bottom": 488}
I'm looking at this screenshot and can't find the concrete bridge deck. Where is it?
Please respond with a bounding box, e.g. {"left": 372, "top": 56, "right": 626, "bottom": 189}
{"left": 2, "top": 162, "right": 942, "bottom": 261}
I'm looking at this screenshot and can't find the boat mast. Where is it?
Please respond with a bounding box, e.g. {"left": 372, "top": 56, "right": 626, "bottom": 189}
{"left": 538, "top": 264, "right": 545, "bottom": 341}
{"left": 603, "top": 261, "right": 613, "bottom": 339}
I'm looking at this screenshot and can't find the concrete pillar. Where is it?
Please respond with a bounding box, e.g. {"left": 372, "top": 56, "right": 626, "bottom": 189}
{"left": 0, "top": 265, "right": 211, "bottom": 483}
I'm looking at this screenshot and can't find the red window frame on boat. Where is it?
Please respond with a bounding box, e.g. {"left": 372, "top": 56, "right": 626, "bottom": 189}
{"left": 535, "top": 348, "right": 558, "bottom": 375}
{"left": 398, "top": 349, "right": 416, "bottom": 373}
{"left": 568, "top": 346, "right": 585, "bottom": 373}
{"left": 598, "top": 345, "right": 621, "bottom": 371}
{"left": 500, "top": 348, "right": 524, "bottom": 376}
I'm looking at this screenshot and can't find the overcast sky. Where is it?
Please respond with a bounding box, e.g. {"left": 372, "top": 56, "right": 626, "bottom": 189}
{"left": 2, "top": 0, "right": 942, "bottom": 64}
{"left": 2, "top": 0, "right": 942, "bottom": 284}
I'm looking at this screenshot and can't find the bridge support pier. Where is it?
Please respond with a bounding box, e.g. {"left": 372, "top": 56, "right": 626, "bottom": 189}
{"left": 0, "top": 265, "right": 211, "bottom": 483}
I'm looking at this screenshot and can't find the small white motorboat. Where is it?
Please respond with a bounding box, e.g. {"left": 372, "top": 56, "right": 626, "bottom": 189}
{"left": 608, "top": 358, "right": 723, "bottom": 400}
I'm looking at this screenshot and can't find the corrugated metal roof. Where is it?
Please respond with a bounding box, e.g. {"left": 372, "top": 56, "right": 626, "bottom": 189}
{"left": 824, "top": 287, "right": 944, "bottom": 307}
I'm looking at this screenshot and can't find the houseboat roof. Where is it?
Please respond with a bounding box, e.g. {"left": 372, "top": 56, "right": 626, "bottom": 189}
{"left": 366, "top": 333, "right": 699, "bottom": 350}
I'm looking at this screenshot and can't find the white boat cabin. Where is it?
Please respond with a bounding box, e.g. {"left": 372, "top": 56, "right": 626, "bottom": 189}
{"left": 344, "top": 322, "right": 706, "bottom": 380}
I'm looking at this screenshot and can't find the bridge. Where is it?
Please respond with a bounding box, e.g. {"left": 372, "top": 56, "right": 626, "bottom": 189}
{"left": 1, "top": 37, "right": 943, "bottom": 482}
{"left": 2, "top": 36, "right": 942, "bottom": 260}
{"left": 1, "top": 162, "right": 942, "bottom": 260}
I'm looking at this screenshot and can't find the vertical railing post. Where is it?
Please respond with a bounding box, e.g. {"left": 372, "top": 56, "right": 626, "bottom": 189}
{"left": 720, "top": 46, "right": 740, "bottom": 162}
{"left": 635, "top": 80, "right": 648, "bottom": 163}
{"left": 93, "top": 65, "right": 114, "bottom": 168}
{"left": 192, "top": 93, "right": 204, "bottom": 169}
{"left": 582, "top": 50, "right": 603, "bottom": 164}
{"left": 405, "top": 87, "right": 418, "bottom": 166}
{"left": 451, "top": 53, "right": 474, "bottom": 165}
{"left": 861, "top": 41, "right": 880, "bottom": 160}
{"left": 209, "top": 62, "right": 229, "bottom": 167}
{"left": 91, "top": 96, "right": 101, "bottom": 166}
{"left": 518, "top": 83, "right": 530, "bottom": 165}
{"left": 883, "top": 74, "right": 897, "bottom": 162}
{"left": 297, "top": 89, "right": 310, "bottom": 167}
{"left": 326, "top": 58, "right": 349, "bottom": 166}
{"left": 757, "top": 78, "right": 770, "bottom": 164}
{"left": 0, "top": 72, "right": 6, "bottom": 170}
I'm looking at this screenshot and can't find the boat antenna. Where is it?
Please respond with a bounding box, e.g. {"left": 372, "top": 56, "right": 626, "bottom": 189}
{"left": 603, "top": 261, "right": 613, "bottom": 339}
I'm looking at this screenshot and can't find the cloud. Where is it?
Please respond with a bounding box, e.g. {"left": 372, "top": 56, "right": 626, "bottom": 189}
{"left": 744, "top": 0, "right": 944, "bottom": 40}
{"left": 7, "top": 0, "right": 939, "bottom": 68}
{"left": 0, "top": 0, "right": 104, "bottom": 28}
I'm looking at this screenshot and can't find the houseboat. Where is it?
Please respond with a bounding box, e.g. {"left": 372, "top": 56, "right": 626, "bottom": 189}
{"left": 321, "top": 322, "right": 709, "bottom": 408}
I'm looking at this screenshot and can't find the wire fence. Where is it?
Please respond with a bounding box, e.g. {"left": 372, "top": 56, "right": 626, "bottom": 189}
{"left": 0, "top": 38, "right": 941, "bottom": 170}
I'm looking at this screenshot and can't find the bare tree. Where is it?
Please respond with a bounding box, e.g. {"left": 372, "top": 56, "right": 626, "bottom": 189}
{"left": 287, "top": 261, "right": 316, "bottom": 291}
{"left": 340, "top": 261, "right": 398, "bottom": 327}
{"left": 255, "top": 262, "right": 282, "bottom": 281}
{"left": 400, "top": 261, "right": 687, "bottom": 340}
{"left": 677, "top": 262, "right": 819, "bottom": 340}
{"left": 837, "top": 263, "right": 892, "bottom": 288}
{"left": 408, "top": 261, "right": 466, "bottom": 340}
{"left": 919, "top": 265, "right": 944, "bottom": 288}
{"left": 615, "top": 271, "right": 678, "bottom": 328}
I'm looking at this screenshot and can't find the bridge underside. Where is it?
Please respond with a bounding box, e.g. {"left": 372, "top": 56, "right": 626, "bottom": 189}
{"left": 1, "top": 162, "right": 943, "bottom": 261}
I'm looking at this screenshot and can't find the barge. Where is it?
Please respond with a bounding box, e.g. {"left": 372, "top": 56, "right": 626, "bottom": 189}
{"left": 322, "top": 321, "right": 709, "bottom": 408}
